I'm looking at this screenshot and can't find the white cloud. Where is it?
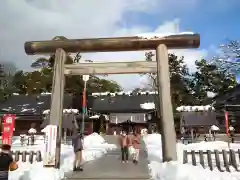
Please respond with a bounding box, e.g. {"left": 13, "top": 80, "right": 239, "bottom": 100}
{"left": 83, "top": 19, "right": 208, "bottom": 89}
{"left": 0, "top": 0, "right": 207, "bottom": 90}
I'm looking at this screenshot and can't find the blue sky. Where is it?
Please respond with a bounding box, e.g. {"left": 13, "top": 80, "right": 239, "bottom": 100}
{"left": 119, "top": 0, "right": 240, "bottom": 84}
{"left": 1, "top": 0, "right": 240, "bottom": 89}
{"left": 123, "top": 0, "right": 240, "bottom": 55}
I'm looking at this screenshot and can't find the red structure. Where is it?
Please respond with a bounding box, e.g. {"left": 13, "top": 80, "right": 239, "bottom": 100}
{"left": 225, "top": 111, "right": 229, "bottom": 136}
{"left": 2, "top": 114, "right": 15, "bottom": 145}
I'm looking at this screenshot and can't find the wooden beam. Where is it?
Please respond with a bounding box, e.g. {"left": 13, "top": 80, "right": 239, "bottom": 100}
{"left": 64, "top": 61, "right": 157, "bottom": 75}
{"left": 25, "top": 34, "right": 200, "bottom": 55}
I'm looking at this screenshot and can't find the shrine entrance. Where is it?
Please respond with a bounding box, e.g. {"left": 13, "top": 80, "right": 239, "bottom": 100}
{"left": 24, "top": 33, "right": 200, "bottom": 168}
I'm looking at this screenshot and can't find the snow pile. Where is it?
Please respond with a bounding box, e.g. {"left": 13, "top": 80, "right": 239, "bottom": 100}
{"left": 152, "top": 161, "right": 240, "bottom": 180}
{"left": 84, "top": 133, "right": 106, "bottom": 147}
{"left": 9, "top": 133, "right": 117, "bottom": 180}
{"left": 178, "top": 141, "right": 237, "bottom": 151}
{"left": 143, "top": 134, "right": 163, "bottom": 163}
{"left": 143, "top": 133, "right": 240, "bottom": 180}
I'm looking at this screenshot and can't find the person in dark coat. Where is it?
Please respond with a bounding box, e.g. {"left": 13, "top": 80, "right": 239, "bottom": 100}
{"left": 72, "top": 120, "right": 84, "bottom": 171}
{"left": 229, "top": 126, "right": 235, "bottom": 143}
{"left": 118, "top": 130, "right": 130, "bottom": 163}
{"left": 0, "top": 144, "right": 18, "bottom": 180}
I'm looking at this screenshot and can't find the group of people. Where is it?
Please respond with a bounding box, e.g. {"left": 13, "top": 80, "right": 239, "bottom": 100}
{"left": 71, "top": 126, "right": 142, "bottom": 172}
{"left": 19, "top": 127, "right": 37, "bottom": 146}
{"left": 0, "top": 126, "right": 142, "bottom": 179}
{"left": 119, "top": 129, "right": 141, "bottom": 164}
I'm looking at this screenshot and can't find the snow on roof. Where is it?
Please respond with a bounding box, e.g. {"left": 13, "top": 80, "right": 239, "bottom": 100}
{"left": 140, "top": 102, "right": 155, "bottom": 110}
{"left": 40, "top": 92, "right": 51, "bottom": 95}
{"left": 21, "top": 108, "right": 36, "bottom": 113}
{"left": 42, "top": 109, "right": 79, "bottom": 115}
{"left": 12, "top": 92, "right": 52, "bottom": 96}
{"left": 1, "top": 107, "right": 14, "bottom": 112}
{"left": 176, "top": 105, "right": 215, "bottom": 112}
{"left": 0, "top": 94, "right": 73, "bottom": 115}
{"left": 89, "top": 114, "right": 109, "bottom": 119}
{"left": 91, "top": 91, "right": 158, "bottom": 96}
{"left": 136, "top": 32, "right": 195, "bottom": 40}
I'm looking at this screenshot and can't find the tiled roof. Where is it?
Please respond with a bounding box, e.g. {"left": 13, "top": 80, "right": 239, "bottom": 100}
{"left": 0, "top": 94, "right": 73, "bottom": 115}
{"left": 41, "top": 113, "right": 92, "bottom": 129}
{"left": 72, "top": 93, "right": 94, "bottom": 111}
{"left": 90, "top": 94, "right": 157, "bottom": 113}
{"left": 181, "top": 111, "right": 217, "bottom": 127}
{"left": 0, "top": 92, "right": 157, "bottom": 115}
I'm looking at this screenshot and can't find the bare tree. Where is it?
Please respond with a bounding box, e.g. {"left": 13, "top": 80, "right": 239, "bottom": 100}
{"left": 142, "top": 52, "right": 157, "bottom": 90}
{"left": 211, "top": 40, "right": 240, "bottom": 75}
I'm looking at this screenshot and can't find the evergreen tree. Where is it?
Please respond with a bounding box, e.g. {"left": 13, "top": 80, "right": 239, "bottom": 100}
{"left": 13, "top": 36, "right": 122, "bottom": 94}
{"left": 144, "top": 52, "right": 194, "bottom": 108}
{"left": 191, "top": 59, "right": 237, "bottom": 104}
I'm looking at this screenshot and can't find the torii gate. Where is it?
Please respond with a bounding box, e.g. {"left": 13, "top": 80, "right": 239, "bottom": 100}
{"left": 24, "top": 33, "right": 200, "bottom": 168}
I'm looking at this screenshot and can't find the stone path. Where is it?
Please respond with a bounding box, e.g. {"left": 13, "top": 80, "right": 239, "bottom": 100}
{"left": 65, "top": 136, "right": 150, "bottom": 180}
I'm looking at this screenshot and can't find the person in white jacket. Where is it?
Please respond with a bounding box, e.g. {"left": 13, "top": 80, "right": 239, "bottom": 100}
{"left": 28, "top": 127, "right": 37, "bottom": 145}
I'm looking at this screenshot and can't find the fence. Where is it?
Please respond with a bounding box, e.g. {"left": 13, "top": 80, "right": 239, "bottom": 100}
{"left": 183, "top": 149, "right": 240, "bottom": 172}
{"left": 11, "top": 150, "right": 42, "bottom": 164}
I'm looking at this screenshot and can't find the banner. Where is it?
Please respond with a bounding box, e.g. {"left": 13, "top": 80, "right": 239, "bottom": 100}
{"left": 43, "top": 125, "right": 57, "bottom": 167}
{"left": 2, "top": 114, "right": 15, "bottom": 145}
{"left": 225, "top": 111, "right": 229, "bottom": 136}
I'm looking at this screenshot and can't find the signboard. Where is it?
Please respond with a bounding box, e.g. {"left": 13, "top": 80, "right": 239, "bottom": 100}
{"left": 82, "top": 75, "right": 89, "bottom": 82}
{"left": 43, "top": 125, "right": 57, "bottom": 167}
{"left": 2, "top": 114, "right": 15, "bottom": 145}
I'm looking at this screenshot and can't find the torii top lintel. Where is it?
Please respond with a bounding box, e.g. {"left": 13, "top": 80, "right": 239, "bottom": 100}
{"left": 24, "top": 33, "right": 200, "bottom": 55}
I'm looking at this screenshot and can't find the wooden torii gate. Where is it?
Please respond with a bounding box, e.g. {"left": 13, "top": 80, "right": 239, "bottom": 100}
{"left": 24, "top": 33, "right": 200, "bottom": 168}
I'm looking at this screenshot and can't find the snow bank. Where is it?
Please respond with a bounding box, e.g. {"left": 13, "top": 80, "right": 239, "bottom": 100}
{"left": 178, "top": 140, "right": 240, "bottom": 151}
{"left": 143, "top": 133, "right": 240, "bottom": 180}
{"left": 9, "top": 133, "right": 117, "bottom": 180}
{"left": 84, "top": 133, "right": 106, "bottom": 147}
{"left": 152, "top": 161, "right": 240, "bottom": 180}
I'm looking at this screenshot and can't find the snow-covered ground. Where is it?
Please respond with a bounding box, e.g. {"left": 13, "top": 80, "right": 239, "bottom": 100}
{"left": 143, "top": 133, "right": 240, "bottom": 180}
{"left": 7, "top": 133, "right": 116, "bottom": 180}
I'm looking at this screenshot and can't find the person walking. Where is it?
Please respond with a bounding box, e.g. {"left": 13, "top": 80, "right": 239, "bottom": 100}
{"left": 119, "top": 130, "right": 130, "bottom": 163}
{"left": 229, "top": 126, "right": 235, "bottom": 143}
{"left": 0, "top": 144, "right": 18, "bottom": 180}
{"left": 131, "top": 129, "right": 141, "bottom": 164}
{"left": 28, "top": 125, "right": 37, "bottom": 145}
{"left": 72, "top": 119, "right": 84, "bottom": 171}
